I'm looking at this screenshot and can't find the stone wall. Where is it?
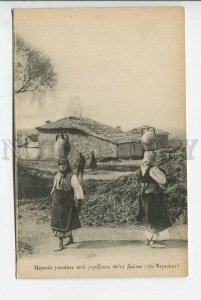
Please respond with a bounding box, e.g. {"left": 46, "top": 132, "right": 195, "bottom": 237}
{"left": 156, "top": 134, "right": 169, "bottom": 149}
{"left": 17, "top": 146, "right": 40, "bottom": 160}
{"left": 38, "top": 131, "right": 117, "bottom": 165}
{"left": 117, "top": 143, "right": 134, "bottom": 158}
{"left": 117, "top": 142, "right": 143, "bottom": 158}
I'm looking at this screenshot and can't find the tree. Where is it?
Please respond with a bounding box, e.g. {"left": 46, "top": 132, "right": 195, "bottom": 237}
{"left": 14, "top": 34, "right": 57, "bottom": 95}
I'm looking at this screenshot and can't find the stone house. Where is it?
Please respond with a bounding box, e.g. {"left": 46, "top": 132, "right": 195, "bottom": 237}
{"left": 128, "top": 126, "right": 169, "bottom": 149}
{"left": 17, "top": 135, "right": 39, "bottom": 160}
{"left": 36, "top": 116, "right": 143, "bottom": 162}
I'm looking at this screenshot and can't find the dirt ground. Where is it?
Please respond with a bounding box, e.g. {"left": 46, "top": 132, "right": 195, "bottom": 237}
{"left": 18, "top": 158, "right": 142, "bottom": 176}
{"left": 17, "top": 200, "right": 187, "bottom": 257}
{"left": 81, "top": 169, "right": 133, "bottom": 181}
{"left": 17, "top": 202, "right": 188, "bottom": 278}
{"left": 16, "top": 147, "right": 188, "bottom": 278}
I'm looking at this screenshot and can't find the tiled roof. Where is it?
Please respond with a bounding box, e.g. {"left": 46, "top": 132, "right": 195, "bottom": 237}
{"left": 36, "top": 117, "right": 168, "bottom": 145}
{"left": 37, "top": 116, "right": 119, "bottom": 135}
{"left": 36, "top": 117, "right": 141, "bottom": 145}
{"left": 101, "top": 133, "right": 141, "bottom": 144}
{"left": 128, "top": 126, "right": 169, "bottom": 135}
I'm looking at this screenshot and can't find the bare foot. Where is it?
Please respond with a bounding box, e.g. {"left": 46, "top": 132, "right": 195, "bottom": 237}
{"left": 64, "top": 236, "right": 74, "bottom": 247}
{"left": 150, "top": 241, "right": 166, "bottom": 248}
{"left": 54, "top": 246, "right": 64, "bottom": 251}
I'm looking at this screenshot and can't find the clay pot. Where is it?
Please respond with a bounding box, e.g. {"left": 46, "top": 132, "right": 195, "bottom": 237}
{"left": 55, "top": 133, "right": 70, "bottom": 159}
{"left": 141, "top": 127, "right": 157, "bottom": 150}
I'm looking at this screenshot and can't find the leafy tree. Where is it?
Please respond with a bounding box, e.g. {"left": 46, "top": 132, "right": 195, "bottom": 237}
{"left": 14, "top": 34, "right": 57, "bottom": 95}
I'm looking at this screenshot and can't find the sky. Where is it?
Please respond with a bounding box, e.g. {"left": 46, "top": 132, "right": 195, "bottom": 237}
{"left": 14, "top": 7, "right": 186, "bottom": 132}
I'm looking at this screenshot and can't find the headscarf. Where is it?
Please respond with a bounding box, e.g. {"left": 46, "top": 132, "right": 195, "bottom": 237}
{"left": 141, "top": 151, "right": 156, "bottom": 176}
{"left": 143, "top": 151, "right": 156, "bottom": 166}
{"left": 58, "top": 158, "right": 72, "bottom": 176}
{"left": 58, "top": 158, "right": 68, "bottom": 166}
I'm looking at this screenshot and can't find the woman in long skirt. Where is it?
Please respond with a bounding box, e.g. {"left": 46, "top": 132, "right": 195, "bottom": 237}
{"left": 51, "top": 158, "right": 84, "bottom": 251}
{"left": 137, "top": 151, "right": 171, "bottom": 248}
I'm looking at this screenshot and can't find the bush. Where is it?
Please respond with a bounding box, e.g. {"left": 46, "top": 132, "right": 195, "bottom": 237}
{"left": 80, "top": 147, "right": 187, "bottom": 226}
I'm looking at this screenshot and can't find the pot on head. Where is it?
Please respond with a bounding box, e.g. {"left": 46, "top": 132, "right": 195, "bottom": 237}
{"left": 141, "top": 127, "right": 157, "bottom": 151}
{"left": 55, "top": 133, "right": 71, "bottom": 159}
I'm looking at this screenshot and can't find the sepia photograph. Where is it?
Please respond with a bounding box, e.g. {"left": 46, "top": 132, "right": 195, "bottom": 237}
{"left": 13, "top": 7, "right": 187, "bottom": 278}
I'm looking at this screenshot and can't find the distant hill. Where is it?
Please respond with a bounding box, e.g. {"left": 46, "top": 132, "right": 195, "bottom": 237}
{"left": 17, "top": 128, "right": 39, "bottom": 135}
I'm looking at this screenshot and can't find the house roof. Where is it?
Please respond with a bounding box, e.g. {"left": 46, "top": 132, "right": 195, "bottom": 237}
{"left": 17, "top": 135, "right": 39, "bottom": 148}
{"left": 17, "top": 135, "right": 32, "bottom": 147}
{"left": 27, "top": 134, "right": 38, "bottom": 142}
{"left": 37, "top": 116, "right": 120, "bottom": 135}
{"left": 128, "top": 126, "right": 169, "bottom": 135}
{"left": 36, "top": 118, "right": 169, "bottom": 145}
{"left": 17, "top": 129, "right": 39, "bottom": 147}
{"left": 36, "top": 116, "right": 141, "bottom": 145}
{"left": 103, "top": 133, "right": 141, "bottom": 144}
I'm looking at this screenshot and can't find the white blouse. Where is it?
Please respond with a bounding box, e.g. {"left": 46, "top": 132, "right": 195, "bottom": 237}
{"left": 52, "top": 173, "right": 84, "bottom": 200}
{"left": 149, "top": 167, "right": 166, "bottom": 185}
{"left": 71, "top": 174, "right": 84, "bottom": 200}
{"left": 141, "top": 164, "right": 166, "bottom": 185}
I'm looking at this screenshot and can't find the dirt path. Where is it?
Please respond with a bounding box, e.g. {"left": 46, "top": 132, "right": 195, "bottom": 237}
{"left": 82, "top": 170, "right": 133, "bottom": 181}
{"left": 18, "top": 201, "right": 187, "bottom": 258}
{"left": 21, "top": 223, "right": 187, "bottom": 257}
{"left": 17, "top": 203, "right": 188, "bottom": 278}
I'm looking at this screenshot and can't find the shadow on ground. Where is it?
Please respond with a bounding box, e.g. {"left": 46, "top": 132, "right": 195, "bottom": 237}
{"left": 65, "top": 239, "right": 187, "bottom": 250}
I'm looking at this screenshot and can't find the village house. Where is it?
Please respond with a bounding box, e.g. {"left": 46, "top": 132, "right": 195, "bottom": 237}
{"left": 17, "top": 119, "right": 169, "bottom": 162}
{"left": 128, "top": 126, "right": 169, "bottom": 149}
{"left": 36, "top": 116, "right": 144, "bottom": 162}
{"left": 17, "top": 134, "right": 39, "bottom": 160}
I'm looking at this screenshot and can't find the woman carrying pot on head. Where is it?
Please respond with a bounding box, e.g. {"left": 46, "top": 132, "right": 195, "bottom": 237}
{"left": 50, "top": 158, "right": 84, "bottom": 251}
{"left": 137, "top": 150, "right": 171, "bottom": 248}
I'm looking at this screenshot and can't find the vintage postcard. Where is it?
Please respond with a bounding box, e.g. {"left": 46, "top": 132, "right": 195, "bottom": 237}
{"left": 14, "top": 7, "right": 187, "bottom": 278}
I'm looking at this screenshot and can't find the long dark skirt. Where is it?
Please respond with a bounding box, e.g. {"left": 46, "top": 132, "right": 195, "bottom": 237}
{"left": 51, "top": 189, "right": 81, "bottom": 238}
{"left": 137, "top": 192, "right": 171, "bottom": 232}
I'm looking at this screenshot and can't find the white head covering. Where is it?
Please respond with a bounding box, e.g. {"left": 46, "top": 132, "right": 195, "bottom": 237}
{"left": 141, "top": 151, "right": 156, "bottom": 175}
{"left": 141, "top": 151, "right": 166, "bottom": 184}
{"left": 143, "top": 151, "right": 156, "bottom": 165}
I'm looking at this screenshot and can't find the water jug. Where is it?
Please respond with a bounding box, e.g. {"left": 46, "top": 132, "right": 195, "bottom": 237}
{"left": 141, "top": 127, "right": 157, "bottom": 150}
{"left": 55, "top": 133, "right": 70, "bottom": 159}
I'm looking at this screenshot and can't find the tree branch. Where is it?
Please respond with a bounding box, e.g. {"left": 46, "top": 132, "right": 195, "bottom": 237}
{"left": 14, "top": 35, "right": 57, "bottom": 96}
